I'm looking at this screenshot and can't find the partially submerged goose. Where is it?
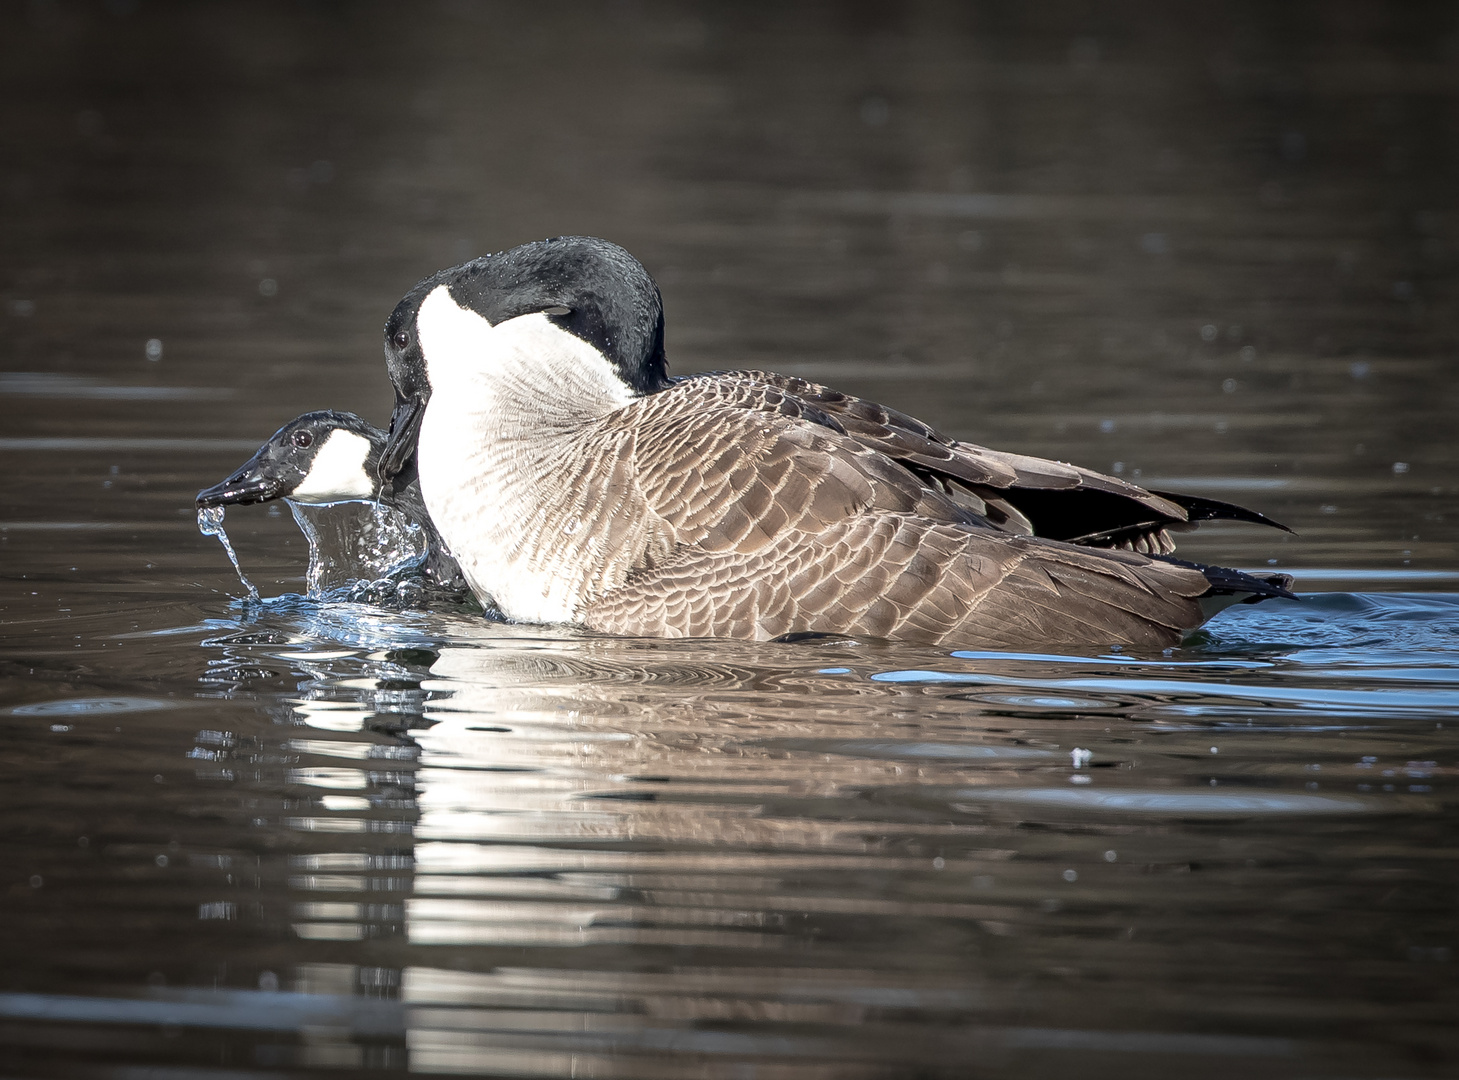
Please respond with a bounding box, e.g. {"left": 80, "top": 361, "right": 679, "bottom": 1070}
{"left": 378, "top": 236, "right": 1295, "bottom": 648}
{"left": 197, "top": 410, "right": 467, "bottom": 596}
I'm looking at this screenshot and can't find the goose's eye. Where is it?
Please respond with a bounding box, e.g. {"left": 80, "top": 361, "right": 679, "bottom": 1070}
{"left": 292, "top": 430, "right": 314, "bottom": 449}
{"left": 393, "top": 330, "right": 410, "bottom": 349}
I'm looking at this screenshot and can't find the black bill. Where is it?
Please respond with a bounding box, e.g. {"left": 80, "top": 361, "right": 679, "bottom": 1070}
{"left": 379, "top": 393, "right": 425, "bottom": 490}
{"left": 196, "top": 450, "right": 288, "bottom": 508}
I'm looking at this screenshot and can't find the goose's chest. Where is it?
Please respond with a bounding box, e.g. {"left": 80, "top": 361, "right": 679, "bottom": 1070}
{"left": 419, "top": 406, "right": 629, "bottom": 623}
{"left": 406, "top": 305, "right": 647, "bottom": 623}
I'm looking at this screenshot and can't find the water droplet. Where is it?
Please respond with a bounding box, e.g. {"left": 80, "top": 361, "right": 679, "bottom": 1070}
{"left": 197, "top": 506, "right": 260, "bottom": 601}
{"left": 145, "top": 338, "right": 163, "bottom": 361}
{"left": 258, "top": 278, "right": 279, "bottom": 297}
{"left": 287, "top": 500, "right": 428, "bottom": 598}
{"left": 1062, "top": 869, "right": 1078, "bottom": 883}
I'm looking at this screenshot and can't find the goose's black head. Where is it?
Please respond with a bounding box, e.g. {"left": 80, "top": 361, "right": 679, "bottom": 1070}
{"left": 197, "top": 411, "right": 385, "bottom": 509}
{"left": 378, "top": 235, "right": 669, "bottom": 485}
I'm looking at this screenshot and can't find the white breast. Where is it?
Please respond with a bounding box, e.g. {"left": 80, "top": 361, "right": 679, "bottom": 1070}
{"left": 413, "top": 287, "right": 637, "bottom": 623}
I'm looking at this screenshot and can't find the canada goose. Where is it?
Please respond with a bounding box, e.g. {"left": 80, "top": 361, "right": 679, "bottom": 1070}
{"left": 197, "top": 410, "right": 468, "bottom": 596}
{"left": 377, "top": 236, "right": 1295, "bottom": 649}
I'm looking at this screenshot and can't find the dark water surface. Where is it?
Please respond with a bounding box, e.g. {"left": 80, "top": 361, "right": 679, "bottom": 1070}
{"left": 3, "top": 4, "right": 1458, "bottom": 1077}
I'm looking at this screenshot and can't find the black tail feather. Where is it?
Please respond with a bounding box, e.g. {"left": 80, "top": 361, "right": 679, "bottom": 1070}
{"left": 1153, "top": 554, "right": 1299, "bottom": 603}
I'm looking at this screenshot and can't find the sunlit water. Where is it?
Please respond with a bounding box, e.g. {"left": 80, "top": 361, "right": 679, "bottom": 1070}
{"left": 286, "top": 500, "right": 429, "bottom": 602}
{"left": 199, "top": 499, "right": 431, "bottom": 609}
{"left": 2, "top": 587, "right": 1456, "bottom": 1078}
{"left": 3, "top": 4, "right": 1459, "bottom": 1078}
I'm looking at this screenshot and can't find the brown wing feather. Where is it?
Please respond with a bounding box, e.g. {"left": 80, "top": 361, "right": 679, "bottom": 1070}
{"left": 684, "top": 370, "right": 1195, "bottom": 543}
{"left": 582, "top": 386, "right": 1210, "bottom": 648}
{"left": 617, "top": 382, "right": 980, "bottom": 549}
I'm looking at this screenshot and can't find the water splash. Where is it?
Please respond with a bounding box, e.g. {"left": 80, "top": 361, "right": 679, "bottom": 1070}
{"left": 287, "top": 499, "right": 427, "bottom": 599}
{"left": 196, "top": 506, "right": 260, "bottom": 601}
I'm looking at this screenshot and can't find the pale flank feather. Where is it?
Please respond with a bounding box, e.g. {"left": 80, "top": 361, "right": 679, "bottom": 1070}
{"left": 578, "top": 382, "right": 1211, "bottom": 647}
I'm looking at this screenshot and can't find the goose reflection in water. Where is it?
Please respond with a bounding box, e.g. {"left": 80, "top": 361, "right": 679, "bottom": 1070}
{"left": 186, "top": 598, "right": 1451, "bottom": 1075}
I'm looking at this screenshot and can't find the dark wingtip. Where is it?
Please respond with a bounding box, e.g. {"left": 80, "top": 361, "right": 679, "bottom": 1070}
{"left": 1152, "top": 490, "right": 1295, "bottom": 534}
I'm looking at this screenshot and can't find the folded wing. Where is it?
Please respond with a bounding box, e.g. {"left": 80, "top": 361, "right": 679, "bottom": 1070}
{"left": 680, "top": 370, "right": 1289, "bottom": 553}
{"left": 583, "top": 383, "right": 1220, "bottom": 647}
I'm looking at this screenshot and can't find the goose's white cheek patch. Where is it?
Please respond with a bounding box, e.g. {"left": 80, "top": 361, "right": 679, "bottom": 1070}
{"left": 415, "top": 285, "right": 497, "bottom": 395}
{"left": 290, "top": 430, "right": 375, "bottom": 503}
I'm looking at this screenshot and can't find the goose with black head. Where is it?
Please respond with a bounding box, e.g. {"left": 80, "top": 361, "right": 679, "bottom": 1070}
{"left": 378, "top": 235, "right": 1293, "bottom": 648}
{"left": 198, "top": 410, "right": 468, "bottom": 597}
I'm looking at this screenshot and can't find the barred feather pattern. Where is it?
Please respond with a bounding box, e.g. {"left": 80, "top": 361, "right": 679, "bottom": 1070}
{"left": 572, "top": 380, "right": 1211, "bottom": 647}
{"left": 683, "top": 370, "right": 1193, "bottom": 547}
